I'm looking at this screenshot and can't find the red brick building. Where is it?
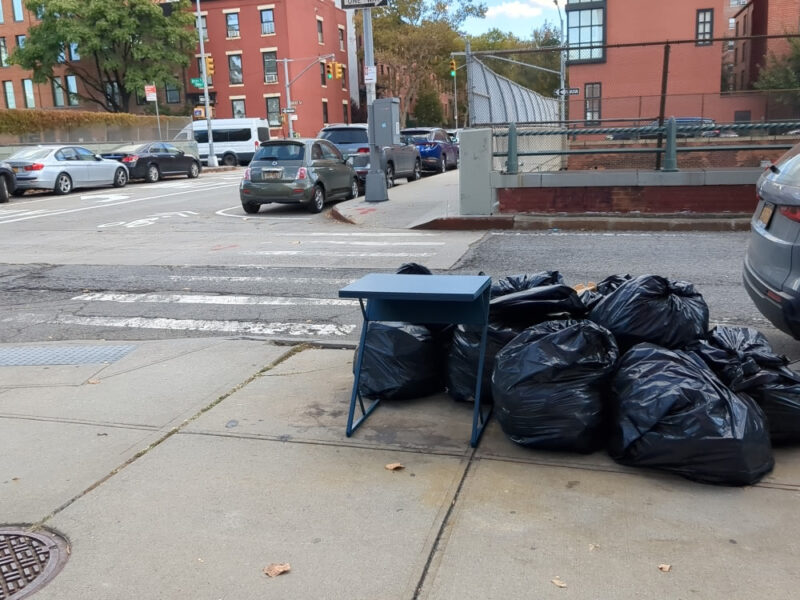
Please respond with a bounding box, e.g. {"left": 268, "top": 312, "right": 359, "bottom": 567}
{"left": 189, "top": 0, "right": 351, "bottom": 138}
{"left": 564, "top": 0, "right": 800, "bottom": 124}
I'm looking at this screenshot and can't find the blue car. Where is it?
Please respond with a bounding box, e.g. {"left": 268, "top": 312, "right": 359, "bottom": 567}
{"left": 401, "top": 127, "right": 459, "bottom": 173}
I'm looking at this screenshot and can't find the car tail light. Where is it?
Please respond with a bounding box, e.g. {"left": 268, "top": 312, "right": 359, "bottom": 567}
{"left": 766, "top": 289, "right": 784, "bottom": 304}
{"left": 24, "top": 163, "right": 44, "bottom": 171}
{"left": 121, "top": 155, "right": 138, "bottom": 163}
{"left": 779, "top": 206, "right": 800, "bottom": 223}
{"left": 296, "top": 167, "right": 307, "bottom": 180}
{"left": 357, "top": 147, "right": 369, "bottom": 153}
{"left": 243, "top": 168, "right": 251, "bottom": 181}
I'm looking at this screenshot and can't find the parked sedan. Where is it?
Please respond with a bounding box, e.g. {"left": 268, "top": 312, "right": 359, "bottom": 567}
{"left": 7, "top": 145, "right": 128, "bottom": 195}
{"left": 101, "top": 142, "right": 201, "bottom": 182}
{"left": 744, "top": 142, "right": 800, "bottom": 338}
{"left": 239, "top": 139, "right": 359, "bottom": 214}
{"left": 401, "top": 127, "right": 459, "bottom": 173}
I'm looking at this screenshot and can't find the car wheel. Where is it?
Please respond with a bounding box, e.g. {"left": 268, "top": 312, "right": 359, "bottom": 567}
{"left": 347, "top": 177, "right": 359, "bottom": 200}
{"left": 222, "top": 154, "right": 238, "bottom": 167}
{"left": 242, "top": 201, "right": 260, "bottom": 214}
{"left": 407, "top": 159, "right": 421, "bottom": 182}
{"left": 0, "top": 175, "right": 8, "bottom": 203}
{"left": 145, "top": 164, "right": 160, "bottom": 183}
{"left": 385, "top": 163, "right": 394, "bottom": 188}
{"left": 308, "top": 184, "right": 325, "bottom": 214}
{"left": 187, "top": 161, "right": 200, "bottom": 179}
{"left": 439, "top": 155, "right": 447, "bottom": 173}
{"left": 53, "top": 173, "right": 73, "bottom": 195}
{"left": 113, "top": 168, "right": 128, "bottom": 188}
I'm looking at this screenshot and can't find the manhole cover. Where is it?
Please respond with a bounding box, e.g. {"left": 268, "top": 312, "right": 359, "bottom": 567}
{"left": 0, "top": 528, "right": 69, "bottom": 599}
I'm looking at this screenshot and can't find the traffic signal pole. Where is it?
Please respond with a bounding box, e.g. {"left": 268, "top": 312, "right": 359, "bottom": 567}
{"left": 195, "top": 0, "right": 218, "bottom": 167}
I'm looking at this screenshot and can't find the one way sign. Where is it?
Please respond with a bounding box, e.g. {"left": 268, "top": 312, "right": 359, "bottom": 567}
{"left": 555, "top": 88, "right": 580, "bottom": 96}
{"left": 341, "top": 0, "right": 388, "bottom": 8}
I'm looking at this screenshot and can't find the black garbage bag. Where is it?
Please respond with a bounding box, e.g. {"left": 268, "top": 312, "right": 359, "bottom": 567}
{"left": 491, "top": 271, "right": 564, "bottom": 298}
{"left": 493, "top": 320, "right": 619, "bottom": 453}
{"left": 588, "top": 275, "right": 709, "bottom": 352}
{"left": 610, "top": 343, "right": 774, "bottom": 486}
{"left": 446, "top": 280, "right": 586, "bottom": 404}
{"left": 687, "top": 326, "right": 800, "bottom": 444}
{"left": 579, "top": 274, "right": 633, "bottom": 311}
{"left": 396, "top": 262, "right": 432, "bottom": 275}
{"left": 356, "top": 322, "right": 444, "bottom": 400}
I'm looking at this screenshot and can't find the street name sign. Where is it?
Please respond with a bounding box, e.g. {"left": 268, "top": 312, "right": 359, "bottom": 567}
{"left": 281, "top": 107, "right": 296, "bottom": 113}
{"left": 342, "top": 0, "right": 388, "bottom": 8}
{"left": 555, "top": 88, "right": 580, "bottom": 96}
{"left": 190, "top": 77, "right": 205, "bottom": 89}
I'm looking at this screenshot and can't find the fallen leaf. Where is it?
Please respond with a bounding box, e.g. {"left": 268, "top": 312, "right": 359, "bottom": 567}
{"left": 589, "top": 543, "right": 600, "bottom": 551}
{"left": 385, "top": 463, "right": 405, "bottom": 471}
{"left": 197, "top": 558, "right": 204, "bottom": 563}
{"left": 264, "top": 563, "right": 291, "bottom": 578}
{"left": 551, "top": 577, "right": 567, "bottom": 588}
{"left": 658, "top": 564, "right": 671, "bottom": 572}
{"left": 87, "top": 379, "right": 101, "bottom": 385}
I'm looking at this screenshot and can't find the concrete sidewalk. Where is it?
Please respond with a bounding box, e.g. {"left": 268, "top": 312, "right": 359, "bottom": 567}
{"left": 2, "top": 338, "right": 799, "bottom": 599}
{"left": 331, "top": 169, "right": 753, "bottom": 232}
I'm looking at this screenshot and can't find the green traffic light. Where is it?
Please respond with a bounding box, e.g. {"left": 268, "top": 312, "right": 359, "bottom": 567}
{"left": 450, "top": 70, "right": 455, "bottom": 77}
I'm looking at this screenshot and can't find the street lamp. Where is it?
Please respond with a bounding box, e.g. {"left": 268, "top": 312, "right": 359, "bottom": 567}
{"left": 195, "top": 0, "right": 217, "bottom": 167}
{"left": 554, "top": 0, "right": 566, "bottom": 125}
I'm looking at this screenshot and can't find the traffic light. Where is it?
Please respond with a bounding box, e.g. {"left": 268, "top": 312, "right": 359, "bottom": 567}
{"left": 449, "top": 58, "right": 456, "bottom": 77}
{"left": 204, "top": 56, "right": 215, "bottom": 77}
{"left": 325, "top": 61, "right": 333, "bottom": 79}
{"left": 334, "top": 62, "right": 343, "bottom": 79}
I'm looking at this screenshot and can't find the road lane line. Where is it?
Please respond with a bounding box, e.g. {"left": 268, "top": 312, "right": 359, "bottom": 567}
{"left": 168, "top": 275, "right": 354, "bottom": 285}
{"left": 239, "top": 251, "right": 434, "bottom": 257}
{"left": 72, "top": 292, "right": 358, "bottom": 306}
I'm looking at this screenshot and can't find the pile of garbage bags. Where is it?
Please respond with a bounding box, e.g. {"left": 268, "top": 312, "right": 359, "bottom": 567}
{"left": 355, "top": 266, "right": 799, "bottom": 486}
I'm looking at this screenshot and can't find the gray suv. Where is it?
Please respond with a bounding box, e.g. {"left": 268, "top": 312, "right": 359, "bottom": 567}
{"left": 318, "top": 124, "right": 421, "bottom": 188}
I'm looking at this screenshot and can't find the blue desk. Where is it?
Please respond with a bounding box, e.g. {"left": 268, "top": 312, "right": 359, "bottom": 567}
{"left": 339, "top": 273, "right": 492, "bottom": 447}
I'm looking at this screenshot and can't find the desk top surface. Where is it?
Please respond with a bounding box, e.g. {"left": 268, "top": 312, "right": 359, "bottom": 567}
{"left": 339, "top": 273, "right": 491, "bottom": 302}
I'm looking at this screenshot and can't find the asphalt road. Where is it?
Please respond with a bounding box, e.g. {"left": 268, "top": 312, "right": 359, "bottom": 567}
{"left": 0, "top": 168, "right": 796, "bottom": 358}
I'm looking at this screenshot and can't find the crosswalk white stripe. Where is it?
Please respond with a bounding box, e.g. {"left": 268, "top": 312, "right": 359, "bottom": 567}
{"left": 240, "top": 251, "right": 433, "bottom": 257}
{"left": 73, "top": 292, "right": 358, "bottom": 306}
{"left": 267, "top": 232, "right": 437, "bottom": 237}
{"left": 52, "top": 315, "right": 357, "bottom": 336}
{"left": 168, "top": 275, "right": 354, "bottom": 285}
{"left": 297, "top": 241, "right": 445, "bottom": 246}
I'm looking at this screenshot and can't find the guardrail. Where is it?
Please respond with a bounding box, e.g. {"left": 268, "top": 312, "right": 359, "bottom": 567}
{"left": 497, "top": 119, "right": 800, "bottom": 174}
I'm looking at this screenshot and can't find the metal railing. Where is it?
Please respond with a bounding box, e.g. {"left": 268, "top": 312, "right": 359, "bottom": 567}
{"left": 496, "top": 119, "right": 800, "bottom": 174}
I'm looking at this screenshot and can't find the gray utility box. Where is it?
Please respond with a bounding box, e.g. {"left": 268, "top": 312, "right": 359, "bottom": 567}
{"left": 369, "top": 97, "right": 401, "bottom": 147}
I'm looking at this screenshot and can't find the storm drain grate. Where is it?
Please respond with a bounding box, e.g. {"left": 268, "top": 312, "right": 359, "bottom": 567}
{"left": 0, "top": 345, "right": 136, "bottom": 367}
{"left": 0, "top": 528, "right": 69, "bottom": 599}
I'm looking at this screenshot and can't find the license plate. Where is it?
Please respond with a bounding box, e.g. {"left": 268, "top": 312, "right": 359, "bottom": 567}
{"left": 262, "top": 171, "right": 281, "bottom": 180}
{"left": 758, "top": 202, "right": 775, "bottom": 228}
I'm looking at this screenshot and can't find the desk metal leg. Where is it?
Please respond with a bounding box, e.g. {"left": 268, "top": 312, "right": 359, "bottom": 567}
{"left": 346, "top": 315, "right": 381, "bottom": 437}
{"left": 470, "top": 321, "right": 492, "bottom": 447}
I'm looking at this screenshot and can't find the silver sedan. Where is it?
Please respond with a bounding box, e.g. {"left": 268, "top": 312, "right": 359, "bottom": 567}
{"left": 7, "top": 145, "right": 128, "bottom": 195}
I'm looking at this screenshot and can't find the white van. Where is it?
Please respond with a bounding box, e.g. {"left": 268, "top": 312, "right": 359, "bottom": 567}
{"left": 175, "top": 118, "right": 270, "bottom": 166}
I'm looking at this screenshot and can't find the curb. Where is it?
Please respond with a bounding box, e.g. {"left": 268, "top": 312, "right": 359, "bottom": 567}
{"left": 415, "top": 215, "right": 752, "bottom": 232}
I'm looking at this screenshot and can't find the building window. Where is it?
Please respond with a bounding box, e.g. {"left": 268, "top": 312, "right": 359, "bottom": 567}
{"left": 136, "top": 89, "right": 147, "bottom": 105}
{"left": 341, "top": 65, "right": 347, "bottom": 89}
{"left": 228, "top": 54, "right": 243, "bottom": 85}
{"left": 338, "top": 28, "right": 345, "bottom": 51}
{"left": 322, "top": 100, "right": 328, "bottom": 124}
{"left": 342, "top": 102, "right": 349, "bottom": 124}
{"left": 261, "top": 9, "right": 275, "bottom": 35}
{"left": 105, "top": 81, "right": 121, "bottom": 109}
{"left": 266, "top": 96, "right": 281, "bottom": 127}
{"left": 3, "top": 81, "right": 15, "bottom": 109}
{"left": 0, "top": 38, "right": 7, "bottom": 67}
{"left": 66, "top": 75, "right": 79, "bottom": 105}
{"left": 70, "top": 42, "right": 79, "bottom": 61}
{"left": 728, "top": 17, "right": 735, "bottom": 30}
{"left": 566, "top": 4, "right": 605, "bottom": 62}
{"left": 226, "top": 13, "right": 240, "bottom": 38}
{"left": 320, "top": 62, "right": 326, "bottom": 86}
{"left": 263, "top": 51, "right": 278, "bottom": 83}
{"left": 0, "top": 3, "right": 3, "bottom": 24}
{"left": 232, "top": 99, "right": 245, "bottom": 118}
{"left": 317, "top": 19, "right": 324, "bottom": 44}
{"left": 23, "top": 79, "right": 35, "bottom": 108}
{"left": 584, "top": 82, "right": 600, "bottom": 124}
{"left": 198, "top": 16, "right": 208, "bottom": 41}
{"left": 57, "top": 43, "right": 66, "bottom": 63}
{"left": 198, "top": 57, "right": 212, "bottom": 85}
{"left": 52, "top": 78, "right": 65, "bottom": 107}
{"left": 16, "top": 35, "right": 25, "bottom": 49}
{"left": 165, "top": 83, "right": 180, "bottom": 104}
{"left": 696, "top": 9, "right": 713, "bottom": 45}
{"left": 12, "top": 0, "right": 23, "bottom": 22}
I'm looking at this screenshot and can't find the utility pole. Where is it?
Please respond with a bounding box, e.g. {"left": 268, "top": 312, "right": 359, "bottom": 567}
{"left": 283, "top": 59, "right": 294, "bottom": 138}
{"left": 554, "top": 0, "right": 566, "bottom": 125}
{"left": 363, "top": 8, "right": 376, "bottom": 105}
{"left": 195, "top": 0, "right": 217, "bottom": 167}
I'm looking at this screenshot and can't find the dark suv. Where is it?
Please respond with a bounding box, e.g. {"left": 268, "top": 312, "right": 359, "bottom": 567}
{"left": 318, "top": 124, "right": 421, "bottom": 188}
{"left": 0, "top": 161, "right": 17, "bottom": 203}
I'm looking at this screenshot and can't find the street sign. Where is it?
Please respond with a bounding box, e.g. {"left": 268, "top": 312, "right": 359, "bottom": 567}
{"left": 281, "top": 107, "right": 296, "bottom": 113}
{"left": 190, "top": 77, "right": 205, "bottom": 89}
{"left": 341, "top": 0, "right": 388, "bottom": 8}
{"left": 555, "top": 88, "right": 580, "bottom": 96}
{"left": 144, "top": 84, "right": 157, "bottom": 102}
{"left": 364, "top": 65, "right": 377, "bottom": 84}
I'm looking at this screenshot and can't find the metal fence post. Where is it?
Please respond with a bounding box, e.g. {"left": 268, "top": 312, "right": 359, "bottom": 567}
{"left": 507, "top": 122, "right": 518, "bottom": 174}
{"left": 662, "top": 116, "right": 678, "bottom": 172}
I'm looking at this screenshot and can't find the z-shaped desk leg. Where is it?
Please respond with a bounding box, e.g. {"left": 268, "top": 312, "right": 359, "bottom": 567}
{"left": 470, "top": 315, "right": 492, "bottom": 447}
{"left": 346, "top": 299, "right": 381, "bottom": 437}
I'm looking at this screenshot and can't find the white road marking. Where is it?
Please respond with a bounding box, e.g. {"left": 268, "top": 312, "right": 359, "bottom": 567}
{"left": 215, "top": 206, "right": 311, "bottom": 220}
{"left": 52, "top": 314, "right": 356, "bottom": 336}
{"left": 239, "top": 250, "right": 434, "bottom": 257}
{"left": 296, "top": 241, "right": 445, "bottom": 246}
{"left": 168, "top": 275, "right": 354, "bottom": 285}
{"left": 266, "top": 232, "right": 437, "bottom": 237}
{"left": 73, "top": 292, "right": 358, "bottom": 306}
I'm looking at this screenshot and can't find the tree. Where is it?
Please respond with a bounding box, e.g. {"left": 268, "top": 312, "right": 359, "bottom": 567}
{"left": 411, "top": 85, "right": 444, "bottom": 125}
{"left": 754, "top": 38, "right": 800, "bottom": 91}
{"left": 13, "top": 0, "right": 196, "bottom": 113}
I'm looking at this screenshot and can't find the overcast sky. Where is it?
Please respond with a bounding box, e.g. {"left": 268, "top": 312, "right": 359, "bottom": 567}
{"left": 461, "top": 0, "right": 563, "bottom": 39}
